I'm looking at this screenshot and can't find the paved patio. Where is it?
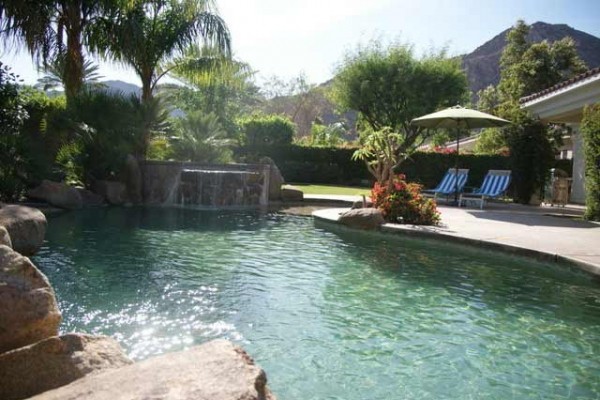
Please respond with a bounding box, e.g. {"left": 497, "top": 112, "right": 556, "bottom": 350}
{"left": 310, "top": 197, "right": 600, "bottom": 277}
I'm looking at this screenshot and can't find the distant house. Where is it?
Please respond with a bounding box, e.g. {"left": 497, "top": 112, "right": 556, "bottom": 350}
{"left": 520, "top": 67, "right": 600, "bottom": 204}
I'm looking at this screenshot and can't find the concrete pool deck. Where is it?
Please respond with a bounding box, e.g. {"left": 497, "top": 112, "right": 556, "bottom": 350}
{"left": 308, "top": 196, "right": 600, "bottom": 277}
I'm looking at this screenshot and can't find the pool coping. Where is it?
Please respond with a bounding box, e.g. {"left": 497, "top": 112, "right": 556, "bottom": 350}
{"left": 312, "top": 207, "right": 600, "bottom": 279}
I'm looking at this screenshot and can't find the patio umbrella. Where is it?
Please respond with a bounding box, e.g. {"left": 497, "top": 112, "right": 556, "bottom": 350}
{"left": 410, "top": 105, "right": 511, "bottom": 203}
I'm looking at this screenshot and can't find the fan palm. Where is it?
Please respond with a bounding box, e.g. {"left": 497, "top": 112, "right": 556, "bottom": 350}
{"left": 91, "top": 0, "right": 231, "bottom": 102}
{"left": 0, "top": 0, "right": 116, "bottom": 100}
{"left": 36, "top": 54, "right": 105, "bottom": 91}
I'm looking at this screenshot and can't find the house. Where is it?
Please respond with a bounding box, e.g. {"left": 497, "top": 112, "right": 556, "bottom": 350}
{"left": 520, "top": 67, "right": 600, "bottom": 204}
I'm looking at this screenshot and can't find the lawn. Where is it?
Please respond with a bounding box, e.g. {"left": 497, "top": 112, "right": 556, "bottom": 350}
{"left": 290, "top": 184, "right": 371, "bottom": 196}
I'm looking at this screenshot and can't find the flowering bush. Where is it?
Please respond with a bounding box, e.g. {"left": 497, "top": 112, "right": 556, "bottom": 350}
{"left": 371, "top": 175, "right": 440, "bottom": 225}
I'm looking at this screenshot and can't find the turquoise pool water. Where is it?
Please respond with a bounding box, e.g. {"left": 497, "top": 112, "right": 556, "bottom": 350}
{"left": 34, "top": 208, "right": 600, "bottom": 399}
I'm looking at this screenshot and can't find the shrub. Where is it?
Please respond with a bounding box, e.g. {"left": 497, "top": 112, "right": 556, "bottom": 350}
{"left": 371, "top": 175, "right": 440, "bottom": 225}
{"left": 238, "top": 113, "right": 295, "bottom": 146}
{"left": 505, "top": 118, "right": 556, "bottom": 204}
{"left": 581, "top": 105, "right": 600, "bottom": 221}
{"left": 170, "top": 111, "right": 234, "bottom": 163}
{"left": 0, "top": 62, "right": 29, "bottom": 201}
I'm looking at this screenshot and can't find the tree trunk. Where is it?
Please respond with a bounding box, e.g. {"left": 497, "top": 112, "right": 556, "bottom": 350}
{"left": 64, "top": 1, "right": 84, "bottom": 102}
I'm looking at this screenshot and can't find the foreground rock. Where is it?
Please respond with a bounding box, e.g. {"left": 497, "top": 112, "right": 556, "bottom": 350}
{"left": 31, "top": 339, "right": 276, "bottom": 400}
{"left": 339, "top": 208, "right": 385, "bottom": 230}
{"left": 0, "top": 333, "right": 133, "bottom": 400}
{"left": 0, "top": 245, "right": 61, "bottom": 353}
{"left": 92, "top": 180, "right": 127, "bottom": 205}
{"left": 281, "top": 185, "right": 304, "bottom": 202}
{"left": 0, "top": 226, "right": 12, "bottom": 248}
{"left": 28, "top": 180, "right": 83, "bottom": 210}
{"left": 0, "top": 205, "right": 46, "bottom": 255}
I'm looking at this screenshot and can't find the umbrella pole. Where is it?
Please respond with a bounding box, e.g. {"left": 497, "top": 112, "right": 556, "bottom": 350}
{"left": 454, "top": 126, "right": 460, "bottom": 204}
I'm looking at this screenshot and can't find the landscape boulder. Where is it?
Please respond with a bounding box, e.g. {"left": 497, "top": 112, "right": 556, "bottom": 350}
{"left": 76, "top": 188, "right": 105, "bottom": 206}
{"left": 124, "top": 154, "right": 142, "bottom": 204}
{"left": 339, "top": 208, "right": 385, "bottom": 230}
{"left": 92, "top": 181, "right": 127, "bottom": 205}
{"left": 28, "top": 180, "right": 83, "bottom": 210}
{"left": 0, "top": 226, "right": 12, "bottom": 248}
{"left": 0, "top": 333, "right": 133, "bottom": 400}
{"left": 281, "top": 185, "right": 304, "bottom": 202}
{"left": 0, "top": 245, "right": 61, "bottom": 353}
{"left": 30, "top": 339, "right": 276, "bottom": 400}
{"left": 0, "top": 204, "right": 47, "bottom": 255}
{"left": 260, "top": 157, "right": 284, "bottom": 201}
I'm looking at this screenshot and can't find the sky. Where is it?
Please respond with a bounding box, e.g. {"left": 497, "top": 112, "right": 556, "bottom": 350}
{"left": 1, "top": 0, "right": 599, "bottom": 88}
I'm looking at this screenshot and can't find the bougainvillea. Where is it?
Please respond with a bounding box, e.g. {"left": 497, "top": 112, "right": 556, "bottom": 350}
{"left": 371, "top": 174, "right": 440, "bottom": 225}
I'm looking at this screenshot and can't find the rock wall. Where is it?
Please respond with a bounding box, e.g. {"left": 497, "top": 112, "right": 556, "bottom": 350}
{"left": 140, "top": 161, "right": 271, "bottom": 206}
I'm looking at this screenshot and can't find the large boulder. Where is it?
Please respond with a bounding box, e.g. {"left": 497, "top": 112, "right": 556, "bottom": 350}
{"left": 0, "top": 333, "right": 133, "bottom": 400}
{"left": 0, "top": 226, "right": 11, "bottom": 248}
{"left": 339, "top": 208, "right": 385, "bottom": 230}
{"left": 0, "top": 205, "right": 46, "bottom": 255}
{"left": 281, "top": 185, "right": 304, "bottom": 202}
{"left": 0, "top": 245, "right": 61, "bottom": 353}
{"left": 92, "top": 181, "right": 127, "bottom": 205}
{"left": 124, "top": 154, "right": 142, "bottom": 204}
{"left": 76, "top": 188, "right": 105, "bottom": 206}
{"left": 260, "top": 157, "right": 284, "bottom": 201}
{"left": 30, "top": 339, "right": 276, "bottom": 400}
{"left": 28, "top": 180, "right": 83, "bottom": 210}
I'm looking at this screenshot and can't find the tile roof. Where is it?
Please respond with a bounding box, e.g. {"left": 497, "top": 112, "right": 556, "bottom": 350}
{"left": 519, "top": 66, "right": 600, "bottom": 104}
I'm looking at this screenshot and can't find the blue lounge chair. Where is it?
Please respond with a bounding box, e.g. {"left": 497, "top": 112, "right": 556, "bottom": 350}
{"left": 459, "top": 170, "right": 511, "bottom": 209}
{"left": 423, "top": 168, "right": 469, "bottom": 201}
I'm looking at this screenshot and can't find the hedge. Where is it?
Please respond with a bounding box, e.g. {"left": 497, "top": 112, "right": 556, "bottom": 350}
{"left": 581, "top": 105, "right": 600, "bottom": 221}
{"left": 234, "top": 145, "right": 573, "bottom": 190}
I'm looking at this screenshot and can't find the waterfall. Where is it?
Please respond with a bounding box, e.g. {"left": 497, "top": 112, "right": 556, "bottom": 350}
{"left": 165, "top": 169, "right": 268, "bottom": 207}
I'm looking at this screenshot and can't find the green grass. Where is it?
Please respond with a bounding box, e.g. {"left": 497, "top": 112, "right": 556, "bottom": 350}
{"left": 289, "top": 184, "right": 371, "bottom": 196}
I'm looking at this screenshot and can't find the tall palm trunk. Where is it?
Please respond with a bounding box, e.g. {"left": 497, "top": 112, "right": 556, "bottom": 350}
{"left": 63, "top": 1, "right": 84, "bottom": 101}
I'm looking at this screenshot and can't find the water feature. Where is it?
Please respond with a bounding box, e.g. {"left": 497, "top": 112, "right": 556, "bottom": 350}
{"left": 34, "top": 208, "right": 600, "bottom": 399}
{"left": 167, "top": 169, "right": 267, "bottom": 207}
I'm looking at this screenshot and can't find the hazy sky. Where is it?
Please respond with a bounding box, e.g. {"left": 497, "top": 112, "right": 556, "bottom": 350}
{"left": 1, "top": 0, "right": 599, "bottom": 87}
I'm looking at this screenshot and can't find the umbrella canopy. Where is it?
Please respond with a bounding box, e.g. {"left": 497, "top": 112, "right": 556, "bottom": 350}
{"left": 410, "top": 105, "right": 511, "bottom": 204}
{"left": 410, "top": 105, "right": 511, "bottom": 129}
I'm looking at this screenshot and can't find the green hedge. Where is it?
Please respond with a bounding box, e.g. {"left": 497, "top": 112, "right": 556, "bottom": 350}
{"left": 582, "top": 105, "right": 600, "bottom": 221}
{"left": 235, "top": 145, "right": 573, "bottom": 191}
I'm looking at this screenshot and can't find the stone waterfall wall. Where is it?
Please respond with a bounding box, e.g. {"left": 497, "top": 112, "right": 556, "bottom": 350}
{"left": 140, "top": 161, "right": 271, "bottom": 206}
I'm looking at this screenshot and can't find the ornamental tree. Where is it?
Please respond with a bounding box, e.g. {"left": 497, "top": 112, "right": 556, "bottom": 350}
{"left": 331, "top": 40, "right": 468, "bottom": 181}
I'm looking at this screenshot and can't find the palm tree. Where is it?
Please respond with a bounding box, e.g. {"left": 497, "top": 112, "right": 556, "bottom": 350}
{"left": 36, "top": 54, "right": 104, "bottom": 92}
{"left": 91, "top": 0, "right": 231, "bottom": 102}
{"left": 0, "top": 0, "right": 115, "bottom": 100}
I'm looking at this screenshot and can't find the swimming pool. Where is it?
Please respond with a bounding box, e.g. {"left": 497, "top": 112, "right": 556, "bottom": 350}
{"left": 34, "top": 207, "right": 600, "bottom": 399}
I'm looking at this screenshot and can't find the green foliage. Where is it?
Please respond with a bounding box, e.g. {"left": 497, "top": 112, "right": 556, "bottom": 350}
{"left": 497, "top": 20, "right": 587, "bottom": 103}
{"left": 91, "top": 0, "right": 231, "bottom": 102}
{"left": 371, "top": 175, "right": 440, "bottom": 225}
{"left": 36, "top": 54, "right": 104, "bottom": 92}
{"left": 474, "top": 128, "right": 507, "bottom": 155}
{"left": 0, "top": 62, "right": 29, "bottom": 201}
{"left": 332, "top": 39, "right": 468, "bottom": 166}
{"left": 147, "top": 137, "right": 172, "bottom": 161}
{"left": 238, "top": 114, "right": 295, "bottom": 146}
{"left": 299, "top": 121, "right": 347, "bottom": 147}
{"left": 479, "top": 20, "right": 587, "bottom": 203}
{"left": 60, "top": 90, "right": 169, "bottom": 182}
{"left": 170, "top": 111, "right": 233, "bottom": 163}
{"left": 581, "top": 106, "right": 600, "bottom": 221}
{"left": 505, "top": 117, "right": 556, "bottom": 204}
{"left": 352, "top": 127, "right": 402, "bottom": 184}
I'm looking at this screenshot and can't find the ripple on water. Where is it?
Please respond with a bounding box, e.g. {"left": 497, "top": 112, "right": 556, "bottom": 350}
{"left": 33, "top": 207, "right": 600, "bottom": 400}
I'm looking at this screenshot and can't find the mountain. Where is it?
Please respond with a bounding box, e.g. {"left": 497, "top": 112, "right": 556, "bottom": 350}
{"left": 101, "top": 80, "right": 141, "bottom": 97}
{"left": 462, "top": 21, "right": 600, "bottom": 95}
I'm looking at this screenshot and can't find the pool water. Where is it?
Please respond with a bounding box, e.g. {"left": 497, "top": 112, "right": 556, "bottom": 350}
{"left": 34, "top": 207, "right": 600, "bottom": 399}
